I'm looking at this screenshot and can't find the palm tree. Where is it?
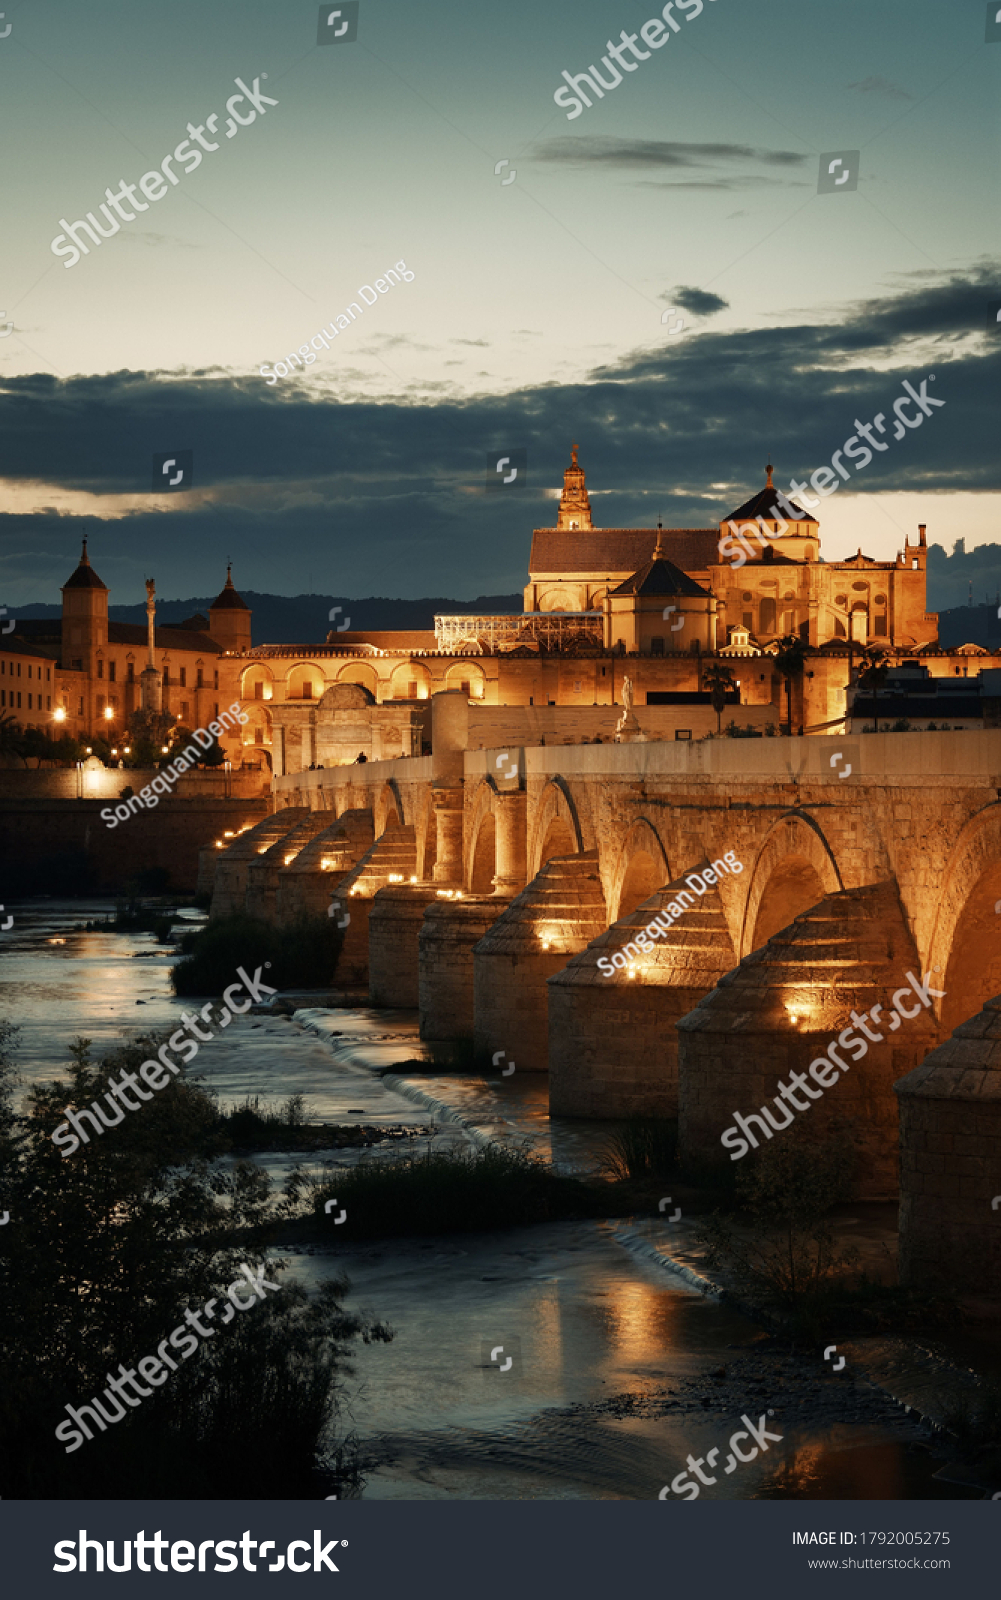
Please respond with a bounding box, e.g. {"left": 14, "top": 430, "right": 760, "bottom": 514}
{"left": 773, "top": 635, "right": 807, "bottom": 737}
{"left": 703, "top": 664, "right": 735, "bottom": 734}
{"left": 858, "top": 647, "right": 890, "bottom": 732}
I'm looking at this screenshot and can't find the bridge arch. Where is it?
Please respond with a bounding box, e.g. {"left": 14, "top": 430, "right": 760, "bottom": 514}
{"left": 739, "top": 810, "right": 843, "bottom": 956}
{"left": 608, "top": 818, "right": 670, "bottom": 921}
{"left": 926, "top": 802, "right": 1001, "bottom": 1031}
{"left": 529, "top": 778, "right": 584, "bottom": 876}
{"left": 465, "top": 779, "right": 498, "bottom": 892}
{"left": 374, "top": 778, "right": 405, "bottom": 836}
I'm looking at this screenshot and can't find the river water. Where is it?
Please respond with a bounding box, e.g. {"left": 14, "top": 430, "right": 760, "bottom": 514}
{"left": 0, "top": 899, "right": 984, "bottom": 1501}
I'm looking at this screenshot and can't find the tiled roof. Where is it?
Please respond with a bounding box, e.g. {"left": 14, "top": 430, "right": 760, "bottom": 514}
{"left": 725, "top": 488, "right": 817, "bottom": 525}
{"left": 107, "top": 622, "right": 226, "bottom": 653}
{"left": 609, "top": 556, "right": 708, "bottom": 599}
{"left": 529, "top": 528, "right": 719, "bottom": 576}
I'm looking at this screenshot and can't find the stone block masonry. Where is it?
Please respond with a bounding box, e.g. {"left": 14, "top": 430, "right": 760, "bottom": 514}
{"left": 896, "top": 992, "right": 1001, "bottom": 1293}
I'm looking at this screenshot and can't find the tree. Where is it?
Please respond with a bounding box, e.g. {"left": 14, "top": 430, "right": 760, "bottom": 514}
{"left": 0, "top": 1027, "right": 391, "bottom": 1497}
{"left": 123, "top": 707, "right": 176, "bottom": 769}
{"left": 858, "top": 647, "right": 890, "bottom": 733}
{"left": 703, "top": 663, "right": 735, "bottom": 734}
{"left": 773, "top": 635, "right": 808, "bottom": 737}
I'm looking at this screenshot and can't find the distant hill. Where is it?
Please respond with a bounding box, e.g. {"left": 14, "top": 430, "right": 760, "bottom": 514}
{"left": 935, "top": 604, "right": 1001, "bottom": 650}
{"left": 11, "top": 592, "right": 525, "bottom": 647}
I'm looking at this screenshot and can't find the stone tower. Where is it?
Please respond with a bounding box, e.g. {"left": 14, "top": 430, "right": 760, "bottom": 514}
{"left": 60, "top": 539, "right": 108, "bottom": 714}
{"left": 208, "top": 566, "right": 252, "bottom": 654}
{"left": 556, "top": 443, "right": 593, "bottom": 532}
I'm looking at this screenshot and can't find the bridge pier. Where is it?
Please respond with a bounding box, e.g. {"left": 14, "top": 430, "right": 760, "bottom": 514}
{"left": 548, "top": 879, "right": 737, "bottom": 1119}
{"left": 328, "top": 823, "right": 417, "bottom": 985}
{"left": 369, "top": 882, "right": 444, "bottom": 1007}
{"left": 492, "top": 790, "right": 528, "bottom": 894}
{"left": 895, "top": 994, "right": 1001, "bottom": 1294}
{"left": 419, "top": 894, "right": 514, "bottom": 1042}
{"left": 275, "top": 808, "right": 374, "bottom": 925}
{"left": 245, "top": 815, "right": 332, "bottom": 921}
{"left": 473, "top": 852, "right": 607, "bottom": 1072}
{"left": 210, "top": 809, "right": 309, "bottom": 918}
{"left": 676, "top": 882, "right": 938, "bottom": 1198}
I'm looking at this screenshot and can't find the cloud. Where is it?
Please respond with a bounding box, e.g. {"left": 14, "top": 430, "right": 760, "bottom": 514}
{"left": 662, "top": 287, "right": 729, "bottom": 316}
{"left": 530, "top": 136, "right": 810, "bottom": 172}
{"left": 0, "top": 267, "right": 997, "bottom": 601}
{"left": 846, "top": 75, "right": 912, "bottom": 100}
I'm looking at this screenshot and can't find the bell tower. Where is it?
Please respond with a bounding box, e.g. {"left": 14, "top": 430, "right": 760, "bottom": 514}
{"left": 61, "top": 537, "right": 108, "bottom": 668}
{"left": 556, "top": 443, "right": 593, "bottom": 531}
{"left": 208, "top": 565, "right": 252, "bottom": 653}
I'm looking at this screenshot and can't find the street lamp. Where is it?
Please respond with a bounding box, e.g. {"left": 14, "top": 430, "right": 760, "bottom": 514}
{"left": 53, "top": 706, "right": 66, "bottom": 723}
{"left": 103, "top": 707, "right": 113, "bottom": 721}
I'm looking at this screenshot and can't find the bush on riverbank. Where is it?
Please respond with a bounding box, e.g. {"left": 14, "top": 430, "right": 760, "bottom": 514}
{"left": 0, "top": 1028, "right": 391, "bottom": 1498}
{"left": 695, "top": 1134, "right": 861, "bottom": 1339}
{"left": 172, "top": 913, "right": 345, "bottom": 995}
{"left": 305, "top": 1145, "right": 595, "bottom": 1238}
{"left": 602, "top": 1117, "right": 677, "bottom": 1180}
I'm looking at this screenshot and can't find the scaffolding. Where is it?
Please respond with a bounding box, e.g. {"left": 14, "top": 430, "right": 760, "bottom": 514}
{"left": 434, "top": 612, "right": 604, "bottom": 654}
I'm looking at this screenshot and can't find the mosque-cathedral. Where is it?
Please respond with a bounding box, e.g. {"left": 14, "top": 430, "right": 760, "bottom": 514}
{"left": 2, "top": 447, "right": 972, "bottom": 771}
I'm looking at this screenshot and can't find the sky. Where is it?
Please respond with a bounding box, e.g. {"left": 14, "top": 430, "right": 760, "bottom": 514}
{"left": 0, "top": 0, "right": 999, "bottom": 609}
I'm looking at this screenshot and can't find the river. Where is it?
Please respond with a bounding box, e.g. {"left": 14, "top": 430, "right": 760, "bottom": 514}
{"left": 0, "top": 898, "right": 985, "bottom": 1501}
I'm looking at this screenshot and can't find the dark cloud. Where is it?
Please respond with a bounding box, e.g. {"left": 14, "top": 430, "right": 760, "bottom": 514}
{"left": 530, "top": 136, "right": 810, "bottom": 171}
{"left": 846, "top": 76, "right": 912, "bottom": 100}
{"left": 663, "top": 287, "right": 729, "bottom": 316}
{"left": 0, "top": 267, "right": 997, "bottom": 604}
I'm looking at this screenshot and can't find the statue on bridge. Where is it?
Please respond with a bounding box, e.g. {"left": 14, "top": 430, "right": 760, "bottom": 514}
{"left": 615, "top": 675, "right": 645, "bottom": 743}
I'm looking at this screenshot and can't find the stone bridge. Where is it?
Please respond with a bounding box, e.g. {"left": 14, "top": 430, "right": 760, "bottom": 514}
{"left": 206, "top": 693, "right": 1001, "bottom": 1293}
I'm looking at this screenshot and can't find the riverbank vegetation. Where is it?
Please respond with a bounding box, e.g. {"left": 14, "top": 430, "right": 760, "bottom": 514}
{"left": 171, "top": 912, "right": 345, "bottom": 995}
{"left": 0, "top": 1027, "right": 391, "bottom": 1499}
{"left": 305, "top": 1145, "right": 598, "bottom": 1238}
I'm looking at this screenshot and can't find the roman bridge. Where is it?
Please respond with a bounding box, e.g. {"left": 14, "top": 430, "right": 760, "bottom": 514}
{"left": 206, "top": 694, "right": 1001, "bottom": 1290}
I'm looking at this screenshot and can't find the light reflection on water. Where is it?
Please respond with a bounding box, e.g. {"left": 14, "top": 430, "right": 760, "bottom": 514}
{"left": 1, "top": 899, "right": 982, "bottom": 1502}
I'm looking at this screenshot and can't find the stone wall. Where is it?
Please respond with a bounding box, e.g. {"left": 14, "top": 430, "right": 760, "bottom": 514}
{"left": 896, "top": 994, "right": 1001, "bottom": 1293}
{"left": 0, "top": 797, "right": 270, "bottom": 895}
{"left": 0, "top": 766, "right": 268, "bottom": 800}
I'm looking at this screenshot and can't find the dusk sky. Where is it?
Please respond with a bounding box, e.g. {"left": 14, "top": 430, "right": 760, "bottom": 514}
{"left": 1, "top": 0, "right": 998, "bottom": 614}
